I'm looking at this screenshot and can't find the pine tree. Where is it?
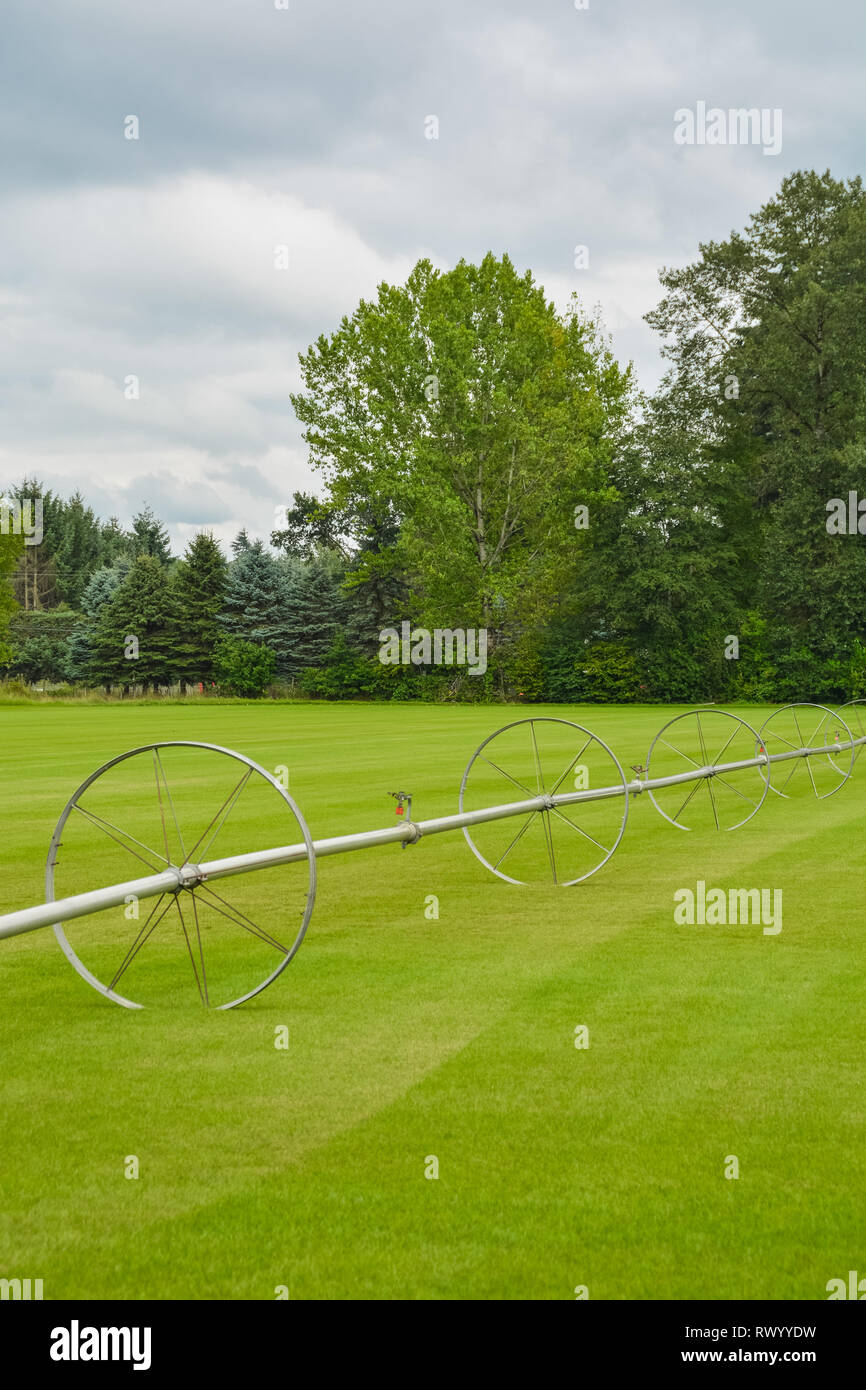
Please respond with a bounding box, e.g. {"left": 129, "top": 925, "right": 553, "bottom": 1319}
{"left": 55, "top": 492, "right": 102, "bottom": 608}
{"left": 170, "top": 532, "right": 228, "bottom": 684}
{"left": 5, "top": 478, "right": 63, "bottom": 610}
{"left": 0, "top": 526, "right": 23, "bottom": 669}
{"left": 89, "top": 555, "right": 177, "bottom": 686}
{"left": 130, "top": 505, "right": 172, "bottom": 565}
{"left": 67, "top": 560, "right": 131, "bottom": 680}
{"left": 98, "top": 516, "right": 131, "bottom": 568}
{"left": 218, "top": 541, "right": 294, "bottom": 676}
{"left": 281, "top": 551, "right": 346, "bottom": 670}
{"left": 80, "top": 562, "right": 129, "bottom": 619}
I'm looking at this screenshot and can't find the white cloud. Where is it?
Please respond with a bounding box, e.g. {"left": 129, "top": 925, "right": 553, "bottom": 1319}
{"left": 1, "top": 0, "right": 863, "bottom": 551}
{"left": 0, "top": 175, "right": 430, "bottom": 547}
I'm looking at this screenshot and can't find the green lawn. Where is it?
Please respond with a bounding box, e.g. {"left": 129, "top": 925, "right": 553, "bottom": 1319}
{"left": 0, "top": 700, "right": 863, "bottom": 1300}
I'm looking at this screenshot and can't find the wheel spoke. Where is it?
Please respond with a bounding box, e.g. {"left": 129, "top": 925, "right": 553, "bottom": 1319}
{"left": 802, "top": 751, "right": 819, "bottom": 798}
{"left": 529, "top": 721, "right": 544, "bottom": 794}
{"left": 197, "top": 884, "right": 289, "bottom": 955}
{"left": 480, "top": 757, "right": 534, "bottom": 799}
{"left": 548, "top": 735, "right": 593, "bottom": 796}
{"left": 174, "top": 895, "right": 206, "bottom": 1006}
{"left": 108, "top": 894, "right": 173, "bottom": 990}
{"left": 493, "top": 812, "right": 536, "bottom": 870}
{"left": 805, "top": 708, "right": 828, "bottom": 751}
{"left": 549, "top": 805, "right": 611, "bottom": 856}
{"left": 71, "top": 803, "right": 166, "bottom": 872}
{"left": 658, "top": 737, "right": 702, "bottom": 769}
{"left": 155, "top": 749, "right": 187, "bottom": 862}
{"left": 696, "top": 715, "right": 720, "bottom": 829}
{"left": 778, "top": 758, "right": 802, "bottom": 795}
{"left": 153, "top": 750, "right": 173, "bottom": 864}
{"left": 767, "top": 729, "right": 800, "bottom": 752}
{"left": 710, "top": 723, "right": 740, "bottom": 768}
{"left": 704, "top": 777, "right": 720, "bottom": 829}
{"left": 799, "top": 710, "right": 825, "bottom": 796}
{"left": 671, "top": 777, "right": 703, "bottom": 825}
{"left": 188, "top": 891, "right": 210, "bottom": 1004}
{"left": 710, "top": 774, "right": 758, "bottom": 808}
{"left": 185, "top": 767, "right": 253, "bottom": 864}
{"left": 540, "top": 809, "right": 557, "bottom": 884}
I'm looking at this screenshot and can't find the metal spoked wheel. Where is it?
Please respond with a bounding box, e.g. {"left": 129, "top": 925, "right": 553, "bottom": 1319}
{"left": 759, "top": 703, "right": 854, "bottom": 800}
{"left": 645, "top": 708, "right": 769, "bottom": 832}
{"left": 458, "top": 717, "right": 629, "bottom": 885}
{"left": 829, "top": 700, "right": 866, "bottom": 767}
{"left": 47, "top": 742, "right": 316, "bottom": 1010}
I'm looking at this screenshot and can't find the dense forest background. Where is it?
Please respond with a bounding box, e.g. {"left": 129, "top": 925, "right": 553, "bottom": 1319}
{"left": 2, "top": 169, "right": 865, "bottom": 703}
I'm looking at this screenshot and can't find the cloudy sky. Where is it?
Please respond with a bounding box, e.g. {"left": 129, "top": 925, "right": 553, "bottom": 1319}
{"left": 1, "top": 0, "right": 863, "bottom": 553}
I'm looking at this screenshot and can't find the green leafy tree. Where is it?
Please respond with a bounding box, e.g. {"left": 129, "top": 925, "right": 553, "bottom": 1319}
{"left": 212, "top": 636, "right": 275, "bottom": 697}
{"left": 646, "top": 169, "right": 866, "bottom": 697}
{"left": 98, "top": 516, "right": 132, "bottom": 567}
{"left": 231, "top": 528, "right": 253, "bottom": 557}
{"left": 80, "top": 561, "right": 130, "bottom": 618}
{"left": 65, "top": 562, "right": 131, "bottom": 681}
{"left": 563, "top": 398, "right": 747, "bottom": 700}
{"left": 292, "top": 253, "right": 632, "bottom": 667}
{"left": 9, "top": 609, "right": 84, "bottom": 683}
{"left": 270, "top": 492, "right": 352, "bottom": 560}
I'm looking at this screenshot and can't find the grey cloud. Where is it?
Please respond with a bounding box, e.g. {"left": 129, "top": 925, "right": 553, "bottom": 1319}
{"left": 1, "top": 0, "right": 863, "bottom": 546}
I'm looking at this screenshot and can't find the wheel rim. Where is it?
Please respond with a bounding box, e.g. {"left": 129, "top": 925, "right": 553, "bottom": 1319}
{"left": 831, "top": 700, "right": 866, "bottom": 767}
{"left": 645, "top": 708, "right": 769, "bottom": 832}
{"left": 46, "top": 741, "right": 316, "bottom": 1009}
{"left": 458, "top": 717, "right": 629, "bottom": 885}
{"left": 758, "top": 704, "right": 854, "bottom": 800}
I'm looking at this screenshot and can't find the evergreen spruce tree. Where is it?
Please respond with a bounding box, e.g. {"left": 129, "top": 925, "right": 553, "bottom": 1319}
{"left": 5, "top": 478, "right": 63, "bottom": 610}
{"left": 170, "top": 532, "right": 228, "bottom": 684}
{"left": 0, "top": 526, "right": 23, "bottom": 669}
{"left": 281, "top": 551, "right": 346, "bottom": 671}
{"left": 89, "top": 555, "right": 177, "bottom": 686}
{"left": 98, "top": 516, "right": 131, "bottom": 568}
{"left": 55, "top": 492, "right": 102, "bottom": 608}
{"left": 80, "top": 562, "right": 129, "bottom": 619}
{"left": 130, "top": 505, "right": 172, "bottom": 565}
{"left": 67, "top": 562, "right": 130, "bottom": 681}
{"left": 218, "top": 540, "right": 294, "bottom": 676}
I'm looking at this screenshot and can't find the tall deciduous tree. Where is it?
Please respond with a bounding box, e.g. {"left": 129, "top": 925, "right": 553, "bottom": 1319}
{"left": 646, "top": 169, "right": 866, "bottom": 696}
{"left": 292, "top": 253, "right": 632, "bottom": 652}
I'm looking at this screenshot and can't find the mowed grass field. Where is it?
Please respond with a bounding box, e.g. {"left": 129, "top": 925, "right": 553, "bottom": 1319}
{"left": 1, "top": 699, "right": 864, "bottom": 1301}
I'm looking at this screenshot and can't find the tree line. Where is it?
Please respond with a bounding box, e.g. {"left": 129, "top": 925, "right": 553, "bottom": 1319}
{"left": 2, "top": 168, "right": 865, "bottom": 702}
